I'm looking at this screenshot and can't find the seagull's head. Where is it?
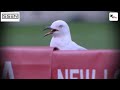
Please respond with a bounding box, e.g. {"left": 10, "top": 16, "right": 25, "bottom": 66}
{"left": 43, "top": 20, "right": 70, "bottom": 37}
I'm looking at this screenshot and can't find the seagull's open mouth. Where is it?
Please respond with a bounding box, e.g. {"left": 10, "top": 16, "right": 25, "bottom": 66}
{"left": 43, "top": 26, "right": 58, "bottom": 37}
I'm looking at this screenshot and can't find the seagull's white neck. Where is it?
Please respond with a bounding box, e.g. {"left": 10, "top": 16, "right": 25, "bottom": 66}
{"left": 52, "top": 30, "right": 72, "bottom": 40}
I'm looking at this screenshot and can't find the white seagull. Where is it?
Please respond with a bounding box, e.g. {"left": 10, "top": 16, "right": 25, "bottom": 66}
{"left": 43, "top": 20, "right": 87, "bottom": 50}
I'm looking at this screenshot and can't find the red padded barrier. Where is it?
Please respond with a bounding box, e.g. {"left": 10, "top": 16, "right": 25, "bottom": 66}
{"left": 52, "top": 50, "right": 120, "bottom": 79}
{"left": 0, "top": 47, "right": 53, "bottom": 79}
{"left": 0, "top": 47, "right": 120, "bottom": 79}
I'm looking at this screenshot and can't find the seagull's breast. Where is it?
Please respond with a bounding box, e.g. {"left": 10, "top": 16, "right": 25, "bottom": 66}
{"left": 50, "top": 37, "right": 68, "bottom": 48}
{"left": 50, "top": 37, "right": 87, "bottom": 50}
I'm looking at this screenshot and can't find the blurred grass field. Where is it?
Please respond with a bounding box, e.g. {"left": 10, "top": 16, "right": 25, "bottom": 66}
{"left": 0, "top": 22, "right": 118, "bottom": 49}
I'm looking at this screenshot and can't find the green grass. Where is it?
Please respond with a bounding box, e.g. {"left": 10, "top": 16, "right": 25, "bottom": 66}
{"left": 0, "top": 22, "right": 118, "bottom": 50}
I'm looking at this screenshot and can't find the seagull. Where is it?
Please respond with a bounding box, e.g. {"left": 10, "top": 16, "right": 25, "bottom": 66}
{"left": 43, "top": 20, "right": 87, "bottom": 50}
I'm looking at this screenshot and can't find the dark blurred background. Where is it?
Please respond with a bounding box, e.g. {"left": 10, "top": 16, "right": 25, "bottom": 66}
{"left": 0, "top": 11, "right": 119, "bottom": 50}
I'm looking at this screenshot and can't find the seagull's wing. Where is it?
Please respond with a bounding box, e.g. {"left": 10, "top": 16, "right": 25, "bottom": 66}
{"left": 70, "top": 41, "right": 87, "bottom": 50}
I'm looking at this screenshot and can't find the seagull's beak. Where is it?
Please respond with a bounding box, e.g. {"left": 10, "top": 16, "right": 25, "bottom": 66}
{"left": 43, "top": 26, "right": 58, "bottom": 37}
{"left": 43, "top": 26, "right": 51, "bottom": 31}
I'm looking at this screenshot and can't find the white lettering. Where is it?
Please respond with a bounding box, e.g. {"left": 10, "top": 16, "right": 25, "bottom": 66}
{"left": 57, "top": 69, "right": 107, "bottom": 79}
{"left": 104, "top": 69, "right": 108, "bottom": 79}
{"left": 86, "top": 69, "right": 89, "bottom": 79}
{"left": 58, "top": 69, "right": 64, "bottom": 79}
{"left": 58, "top": 69, "right": 68, "bottom": 79}
{"left": 80, "top": 69, "right": 84, "bottom": 79}
{"left": 92, "top": 69, "right": 96, "bottom": 79}
{"left": 2, "top": 61, "right": 14, "bottom": 79}
{"left": 70, "top": 69, "right": 79, "bottom": 79}
{"left": 65, "top": 69, "right": 68, "bottom": 79}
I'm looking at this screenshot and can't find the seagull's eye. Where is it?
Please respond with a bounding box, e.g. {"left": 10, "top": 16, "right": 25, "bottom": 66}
{"left": 59, "top": 25, "right": 63, "bottom": 28}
